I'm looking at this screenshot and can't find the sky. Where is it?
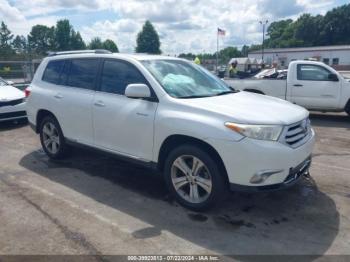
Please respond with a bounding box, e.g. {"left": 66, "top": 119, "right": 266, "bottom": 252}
{"left": 1, "top": 0, "right": 348, "bottom": 54}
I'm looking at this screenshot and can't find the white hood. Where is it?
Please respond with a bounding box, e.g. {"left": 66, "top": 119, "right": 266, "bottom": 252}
{"left": 181, "top": 91, "right": 309, "bottom": 125}
{"left": 0, "top": 85, "right": 25, "bottom": 101}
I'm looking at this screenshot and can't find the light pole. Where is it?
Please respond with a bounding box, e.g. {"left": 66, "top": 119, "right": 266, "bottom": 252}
{"left": 259, "top": 20, "right": 269, "bottom": 62}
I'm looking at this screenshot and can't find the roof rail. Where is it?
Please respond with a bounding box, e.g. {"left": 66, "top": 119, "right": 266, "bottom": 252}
{"left": 47, "top": 49, "right": 112, "bottom": 57}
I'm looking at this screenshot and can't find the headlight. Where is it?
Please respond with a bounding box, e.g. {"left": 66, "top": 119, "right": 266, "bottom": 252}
{"left": 225, "top": 122, "right": 283, "bottom": 141}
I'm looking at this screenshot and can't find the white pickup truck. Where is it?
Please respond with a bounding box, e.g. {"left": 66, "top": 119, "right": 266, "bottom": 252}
{"left": 225, "top": 60, "right": 350, "bottom": 115}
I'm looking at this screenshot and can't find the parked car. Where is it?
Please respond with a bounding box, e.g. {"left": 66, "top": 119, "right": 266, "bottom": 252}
{"left": 26, "top": 50, "right": 315, "bottom": 210}
{"left": 225, "top": 61, "right": 350, "bottom": 115}
{"left": 0, "top": 77, "right": 27, "bottom": 122}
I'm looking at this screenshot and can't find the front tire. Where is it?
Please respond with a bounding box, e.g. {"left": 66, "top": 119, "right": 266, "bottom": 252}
{"left": 164, "top": 145, "right": 227, "bottom": 211}
{"left": 39, "top": 116, "right": 68, "bottom": 159}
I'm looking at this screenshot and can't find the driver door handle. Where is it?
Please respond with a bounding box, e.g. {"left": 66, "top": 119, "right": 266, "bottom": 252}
{"left": 293, "top": 84, "right": 303, "bottom": 87}
{"left": 94, "top": 101, "right": 105, "bottom": 107}
{"left": 54, "top": 94, "right": 63, "bottom": 99}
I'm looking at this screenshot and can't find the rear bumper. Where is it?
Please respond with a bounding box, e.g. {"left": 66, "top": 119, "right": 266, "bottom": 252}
{"left": 229, "top": 156, "right": 311, "bottom": 192}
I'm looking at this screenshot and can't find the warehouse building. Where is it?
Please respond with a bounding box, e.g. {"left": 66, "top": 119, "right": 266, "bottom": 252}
{"left": 248, "top": 45, "right": 350, "bottom": 70}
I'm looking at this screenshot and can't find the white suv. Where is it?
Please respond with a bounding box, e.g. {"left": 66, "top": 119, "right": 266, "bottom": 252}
{"left": 26, "top": 50, "right": 315, "bottom": 210}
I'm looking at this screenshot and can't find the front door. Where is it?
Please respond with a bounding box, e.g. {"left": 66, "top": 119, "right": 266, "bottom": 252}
{"left": 290, "top": 64, "right": 341, "bottom": 109}
{"left": 92, "top": 59, "right": 158, "bottom": 161}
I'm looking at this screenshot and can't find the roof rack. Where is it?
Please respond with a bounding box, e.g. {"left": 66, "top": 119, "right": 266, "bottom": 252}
{"left": 47, "top": 49, "right": 112, "bottom": 57}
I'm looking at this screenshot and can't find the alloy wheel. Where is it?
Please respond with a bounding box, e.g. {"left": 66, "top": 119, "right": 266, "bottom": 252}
{"left": 171, "top": 155, "right": 212, "bottom": 204}
{"left": 42, "top": 122, "right": 60, "bottom": 154}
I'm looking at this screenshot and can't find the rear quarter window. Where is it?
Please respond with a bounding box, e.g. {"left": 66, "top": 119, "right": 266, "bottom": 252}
{"left": 42, "top": 60, "right": 65, "bottom": 84}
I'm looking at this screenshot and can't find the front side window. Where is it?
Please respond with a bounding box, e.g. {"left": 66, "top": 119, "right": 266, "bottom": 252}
{"left": 141, "top": 59, "right": 234, "bottom": 98}
{"left": 100, "top": 60, "right": 147, "bottom": 95}
{"left": 67, "top": 59, "right": 99, "bottom": 90}
{"left": 42, "top": 60, "right": 65, "bottom": 84}
{"left": 297, "top": 64, "right": 331, "bottom": 81}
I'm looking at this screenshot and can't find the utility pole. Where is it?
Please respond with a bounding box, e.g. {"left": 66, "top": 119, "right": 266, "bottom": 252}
{"left": 259, "top": 20, "right": 269, "bottom": 62}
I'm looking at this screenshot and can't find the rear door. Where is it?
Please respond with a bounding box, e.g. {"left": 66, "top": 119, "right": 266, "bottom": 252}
{"left": 52, "top": 58, "right": 99, "bottom": 145}
{"left": 290, "top": 64, "right": 341, "bottom": 109}
{"left": 92, "top": 59, "right": 158, "bottom": 161}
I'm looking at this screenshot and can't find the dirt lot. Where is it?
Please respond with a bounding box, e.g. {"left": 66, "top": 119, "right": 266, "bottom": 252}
{"left": 0, "top": 113, "right": 350, "bottom": 257}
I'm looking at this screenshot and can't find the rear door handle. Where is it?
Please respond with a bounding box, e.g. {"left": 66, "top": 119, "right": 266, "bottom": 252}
{"left": 94, "top": 101, "right": 105, "bottom": 107}
{"left": 293, "top": 84, "right": 303, "bottom": 87}
{"left": 54, "top": 94, "right": 63, "bottom": 99}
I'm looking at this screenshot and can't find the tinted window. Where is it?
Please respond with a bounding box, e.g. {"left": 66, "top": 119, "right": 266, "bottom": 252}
{"left": 42, "top": 60, "right": 65, "bottom": 84}
{"left": 297, "top": 64, "right": 331, "bottom": 81}
{"left": 67, "top": 59, "right": 99, "bottom": 90}
{"left": 100, "top": 60, "right": 147, "bottom": 95}
{"left": 332, "top": 58, "right": 339, "bottom": 65}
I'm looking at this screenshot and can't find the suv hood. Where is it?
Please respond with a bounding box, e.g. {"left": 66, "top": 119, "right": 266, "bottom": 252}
{"left": 0, "top": 85, "right": 25, "bottom": 101}
{"left": 181, "top": 91, "right": 309, "bottom": 125}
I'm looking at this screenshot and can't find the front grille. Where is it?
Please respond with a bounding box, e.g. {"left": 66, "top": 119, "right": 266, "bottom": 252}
{"left": 0, "top": 98, "right": 24, "bottom": 107}
{"left": 281, "top": 118, "right": 311, "bottom": 148}
{"left": 0, "top": 111, "right": 26, "bottom": 120}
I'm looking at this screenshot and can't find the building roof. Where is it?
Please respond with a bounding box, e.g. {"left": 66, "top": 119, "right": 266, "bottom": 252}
{"left": 229, "top": 57, "right": 252, "bottom": 64}
{"left": 249, "top": 45, "right": 350, "bottom": 54}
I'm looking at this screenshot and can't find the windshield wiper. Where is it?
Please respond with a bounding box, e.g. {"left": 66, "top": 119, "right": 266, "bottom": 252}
{"left": 177, "top": 95, "right": 214, "bottom": 99}
{"left": 216, "top": 90, "right": 239, "bottom": 96}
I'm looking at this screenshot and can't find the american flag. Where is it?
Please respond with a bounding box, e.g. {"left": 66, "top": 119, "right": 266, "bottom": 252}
{"left": 217, "top": 28, "right": 226, "bottom": 36}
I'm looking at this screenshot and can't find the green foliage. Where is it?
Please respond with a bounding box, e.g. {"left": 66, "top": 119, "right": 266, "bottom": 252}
{"left": 218, "top": 47, "right": 242, "bottom": 64}
{"left": 89, "top": 37, "right": 104, "bottom": 49}
{"left": 0, "top": 21, "right": 14, "bottom": 57}
{"left": 264, "top": 4, "right": 350, "bottom": 48}
{"left": 136, "top": 21, "right": 161, "bottom": 54}
{"left": 55, "top": 19, "right": 72, "bottom": 51}
{"left": 70, "top": 30, "right": 86, "bottom": 50}
{"left": 28, "top": 25, "right": 55, "bottom": 55}
{"left": 103, "top": 39, "right": 119, "bottom": 52}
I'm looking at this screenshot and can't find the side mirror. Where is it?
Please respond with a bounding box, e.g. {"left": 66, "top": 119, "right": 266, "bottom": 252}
{"left": 6, "top": 80, "right": 14, "bottom": 85}
{"left": 125, "top": 84, "right": 151, "bottom": 99}
{"left": 328, "top": 73, "right": 339, "bottom": 82}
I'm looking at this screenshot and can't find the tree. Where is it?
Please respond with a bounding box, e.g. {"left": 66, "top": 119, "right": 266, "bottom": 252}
{"left": 136, "top": 21, "right": 161, "bottom": 54}
{"left": 12, "top": 35, "right": 27, "bottom": 53}
{"left": 0, "top": 21, "right": 14, "bottom": 57}
{"left": 70, "top": 30, "right": 86, "bottom": 50}
{"left": 55, "top": 19, "right": 73, "bottom": 51}
{"left": 103, "top": 39, "right": 119, "bottom": 52}
{"left": 89, "top": 37, "right": 104, "bottom": 49}
{"left": 218, "top": 47, "right": 242, "bottom": 64}
{"left": 28, "top": 25, "right": 55, "bottom": 55}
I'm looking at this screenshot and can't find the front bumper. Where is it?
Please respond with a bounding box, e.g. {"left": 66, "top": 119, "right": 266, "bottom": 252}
{"left": 229, "top": 155, "right": 311, "bottom": 192}
{"left": 206, "top": 128, "right": 315, "bottom": 188}
{"left": 0, "top": 101, "right": 27, "bottom": 122}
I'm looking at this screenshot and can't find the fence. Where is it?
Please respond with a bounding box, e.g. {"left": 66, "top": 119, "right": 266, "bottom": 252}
{"left": 0, "top": 59, "right": 42, "bottom": 84}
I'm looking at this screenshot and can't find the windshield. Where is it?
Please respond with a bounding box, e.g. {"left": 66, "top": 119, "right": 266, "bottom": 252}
{"left": 141, "top": 59, "right": 235, "bottom": 98}
{"left": 0, "top": 78, "right": 8, "bottom": 86}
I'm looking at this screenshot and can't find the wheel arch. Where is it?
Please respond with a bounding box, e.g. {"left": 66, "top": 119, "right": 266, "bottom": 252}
{"left": 35, "top": 109, "right": 58, "bottom": 133}
{"left": 345, "top": 99, "right": 350, "bottom": 115}
{"left": 157, "top": 134, "right": 229, "bottom": 183}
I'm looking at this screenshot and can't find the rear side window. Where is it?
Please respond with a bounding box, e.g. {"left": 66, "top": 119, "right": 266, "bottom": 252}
{"left": 42, "top": 60, "right": 65, "bottom": 84}
{"left": 100, "top": 60, "right": 147, "bottom": 95}
{"left": 67, "top": 59, "right": 100, "bottom": 90}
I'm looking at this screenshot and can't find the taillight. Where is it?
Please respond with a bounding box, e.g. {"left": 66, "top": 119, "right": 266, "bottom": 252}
{"left": 24, "top": 87, "right": 31, "bottom": 97}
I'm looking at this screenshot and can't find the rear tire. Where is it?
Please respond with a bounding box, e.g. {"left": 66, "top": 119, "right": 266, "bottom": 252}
{"left": 345, "top": 100, "right": 350, "bottom": 116}
{"left": 39, "top": 116, "right": 69, "bottom": 159}
{"left": 164, "top": 145, "right": 227, "bottom": 211}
